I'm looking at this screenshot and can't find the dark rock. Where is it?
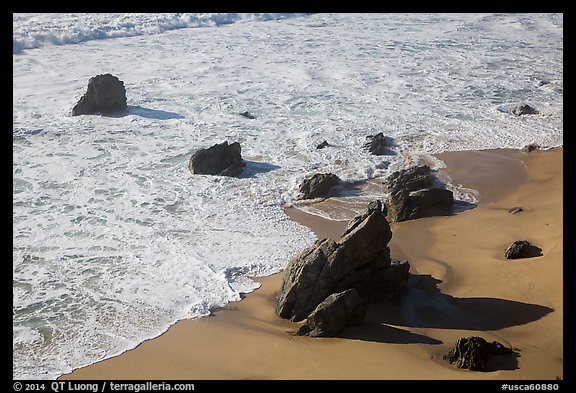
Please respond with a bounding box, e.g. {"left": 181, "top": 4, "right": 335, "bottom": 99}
{"left": 384, "top": 166, "right": 453, "bottom": 222}
{"left": 363, "top": 132, "right": 389, "bottom": 155}
{"left": 512, "top": 104, "right": 539, "bottom": 116}
{"left": 504, "top": 240, "right": 532, "bottom": 259}
{"left": 298, "top": 173, "right": 341, "bottom": 200}
{"left": 295, "top": 289, "right": 367, "bottom": 337}
{"left": 521, "top": 143, "right": 541, "bottom": 152}
{"left": 276, "top": 200, "right": 409, "bottom": 322}
{"left": 72, "top": 74, "right": 127, "bottom": 116}
{"left": 487, "top": 341, "right": 513, "bottom": 355}
{"left": 443, "top": 337, "right": 513, "bottom": 371}
{"left": 442, "top": 337, "right": 512, "bottom": 371}
{"left": 385, "top": 165, "right": 435, "bottom": 193}
{"left": 508, "top": 207, "right": 524, "bottom": 214}
{"left": 316, "top": 140, "right": 330, "bottom": 150}
{"left": 189, "top": 141, "right": 246, "bottom": 177}
{"left": 239, "top": 111, "right": 256, "bottom": 119}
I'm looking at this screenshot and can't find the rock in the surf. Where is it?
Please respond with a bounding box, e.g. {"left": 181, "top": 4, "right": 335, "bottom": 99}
{"left": 298, "top": 173, "right": 341, "bottom": 200}
{"left": 504, "top": 240, "right": 533, "bottom": 259}
{"left": 72, "top": 74, "right": 127, "bottom": 116}
{"left": 512, "top": 104, "right": 539, "bottom": 116}
{"left": 295, "top": 288, "right": 367, "bottom": 337}
{"left": 384, "top": 165, "right": 454, "bottom": 222}
{"left": 189, "top": 141, "right": 246, "bottom": 177}
{"left": 276, "top": 200, "right": 409, "bottom": 322}
{"left": 443, "top": 336, "right": 513, "bottom": 372}
{"left": 521, "top": 143, "right": 541, "bottom": 152}
{"left": 316, "top": 140, "right": 330, "bottom": 150}
{"left": 363, "top": 132, "right": 390, "bottom": 155}
{"left": 239, "top": 111, "right": 256, "bottom": 119}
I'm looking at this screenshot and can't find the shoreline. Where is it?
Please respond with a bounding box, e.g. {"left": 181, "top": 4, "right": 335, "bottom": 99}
{"left": 61, "top": 147, "right": 563, "bottom": 380}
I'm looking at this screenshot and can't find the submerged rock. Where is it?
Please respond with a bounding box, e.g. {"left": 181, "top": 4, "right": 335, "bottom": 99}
{"left": 298, "top": 173, "right": 341, "bottom": 200}
{"left": 443, "top": 336, "right": 513, "bottom": 372}
{"left": 512, "top": 104, "right": 539, "bottom": 116}
{"left": 504, "top": 240, "right": 533, "bottom": 259}
{"left": 189, "top": 141, "right": 246, "bottom": 177}
{"left": 508, "top": 207, "right": 524, "bottom": 214}
{"left": 239, "top": 111, "right": 256, "bottom": 119}
{"left": 72, "top": 74, "right": 127, "bottom": 116}
{"left": 363, "top": 132, "right": 389, "bottom": 155}
{"left": 276, "top": 200, "right": 409, "bottom": 322}
{"left": 384, "top": 166, "right": 453, "bottom": 222}
{"left": 295, "top": 288, "right": 367, "bottom": 337}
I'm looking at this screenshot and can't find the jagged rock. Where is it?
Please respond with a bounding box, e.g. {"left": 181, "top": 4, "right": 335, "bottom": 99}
{"left": 363, "top": 132, "right": 389, "bottom": 155}
{"left": 508, "top": 207, "right": 524, "bottom": 214}
{"left": 295, "top": 288, "right": 367, "bottom": 337}
{"left": 384, "top": 166, "right": 453, "bottom": 222}
{"left": 504, "top": 240, "right": 532, "bottom": 259}
{"left": 443, "top": 336, "right": 513, "bottom": 372}
{"left": 276, "top": 200, "right": 410, "bottom": 322}
{"left": 72, "top": 74, "right": 127, "bottom": 116}
{"left": 316, "top": 140, "right": 330, "bottom": 150}
{"left": 522, "top": 143, "right": 541, "bottom": 152}
{"left": 512, "top": 104, "right": 539, "bottom": 116}
{"left": 298, "top": 173, "right": 341, "bottom": 200}
{"left": 239, "top": 111, "right": 256, "bottom": 119}
{"left": 386, "top": 165, "right": 435, "bottom": 193}
{"left": 189, "top": 141, "right": 246, "bottom": 177}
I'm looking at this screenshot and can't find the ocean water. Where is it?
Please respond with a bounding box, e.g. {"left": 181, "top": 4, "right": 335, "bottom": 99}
{"left": 13, "top": 13, "right": 563, "bottom": 379}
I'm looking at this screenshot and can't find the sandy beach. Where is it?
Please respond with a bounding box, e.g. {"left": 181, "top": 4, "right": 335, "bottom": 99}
{"left": 61, "top": 147, "right": 563, "bottom": 380}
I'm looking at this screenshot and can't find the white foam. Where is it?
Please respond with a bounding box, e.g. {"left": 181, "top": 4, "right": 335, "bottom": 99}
{"left": 12, "top": 13, "right": 310, "bottom": 53}
{"left": 13, "top": 13, "right": 562, "bottom": 379}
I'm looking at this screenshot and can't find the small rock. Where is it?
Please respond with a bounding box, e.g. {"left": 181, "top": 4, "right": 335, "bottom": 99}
{"left": 298, "top": 173, "right": 341, "bottom": 200}
{"left": 521, "top": 143, "right": 541, "bottom": 153}
{"left": 72, "top": 74, "right": 127, "bottom": 116}
{"left": 316, "top": 140, "right": 330, "bottom": 150}
{"left": 443, "top": 336, "right": 512, "bottom": 372}
{"left": 295, "top": 289, "right": 367, "bottom": 337}
{"left": 512, "top": 104, "right": 539, "bottom": 116}
{"left": 239, "top": 111, "right": 256, "bottom": 119}
{"left": 363, "top": 132, "right": 389, "bottom": 155}
{"left": 504, "top": 240, "right": 532, "bottom": 259}
{"left": 508, "top": 207, "right": 524, "bottom": 214}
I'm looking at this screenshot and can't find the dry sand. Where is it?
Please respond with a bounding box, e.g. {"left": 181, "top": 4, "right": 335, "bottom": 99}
{"left": 61, "top": 147, "right": 563, "bottom": 380}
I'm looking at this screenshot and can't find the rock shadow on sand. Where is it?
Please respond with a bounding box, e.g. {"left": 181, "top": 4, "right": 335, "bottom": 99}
{"left": 340, "top": 320, "right": 442, "bottom": 345}
{"left": 376, "top": 274, "right": 553, "bottom": 331}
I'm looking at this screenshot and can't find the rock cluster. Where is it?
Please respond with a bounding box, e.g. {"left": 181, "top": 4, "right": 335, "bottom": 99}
{"left": 276, "top": 200, "right": 409, "bottom": 336}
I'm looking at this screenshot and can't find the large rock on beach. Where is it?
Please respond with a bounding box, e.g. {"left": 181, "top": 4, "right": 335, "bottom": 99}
{"left": 72, "top": 74, "right": 127, "bottom": 116}
{"left": 443, "top": 336, "right": 513, "bottom": 372}
{"left": 295, "top": 289, "right": 367, "bottom": 337}
{"left": 363, "top": 132, "right": 389, "bottom": 155}
{"left": 189, "top": 141, "right": 246, "bottom": 177}
{"left": 276, "top": 200, "right": 409, "bottom": 322}
{"left": 512, "top": 104, "right": 539, "bottom": 116}
{"left": 298, "top": 173, "right": 341, "bottom": 200}
{"left": 384, "top": 165, "right": 454, "bottom": 222}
